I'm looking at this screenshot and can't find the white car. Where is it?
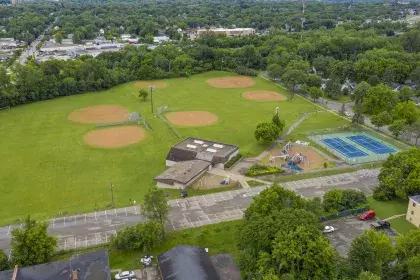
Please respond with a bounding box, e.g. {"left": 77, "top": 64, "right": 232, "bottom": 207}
{"left": 323, "top": 225, "right": 335, "bottom": 233}
{"left": 115, "top": 271, "right": 135, "bottom": 279}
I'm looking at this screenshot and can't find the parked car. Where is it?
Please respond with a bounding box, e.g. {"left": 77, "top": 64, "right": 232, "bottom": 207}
{"left": 323, "top": 225, "right": 335, "bottom": 233}
{"left": 360, "top": 210, "right": 375, "bottom": 221}
{"left": 371, "top": 220, "right": 390, "bottom": 231}
{"left": 115, "top": 271, "right": 135, "bottom": 279}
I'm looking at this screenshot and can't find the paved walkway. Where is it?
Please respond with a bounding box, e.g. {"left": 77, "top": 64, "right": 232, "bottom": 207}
{"left": 0, "top": 169, "right": 379, "bottom": 254}
{"left": 384, "top": 213, "right": 406, "bottom": 221}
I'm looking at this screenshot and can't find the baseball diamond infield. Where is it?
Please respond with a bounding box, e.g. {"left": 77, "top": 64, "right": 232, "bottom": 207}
{"left": 243, "top": 91, "right": 287, "bottom": 101}
{"left": 83, "top": 126, "right": 147, "bottom": 148}
{"left": 206, "top": 76, "right": 255, "bottom": 88}
{"left": 68, "top": 105, "right": 129, "bottom": 124}
{"left": 134, "top": 81, "right": 168, "bottom": 88}
{"left": 165, "top": 111, "right": 218, "bottom": 126}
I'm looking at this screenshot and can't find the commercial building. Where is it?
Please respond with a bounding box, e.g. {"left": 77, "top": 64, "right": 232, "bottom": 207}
{"left": 406, "top": 195, "right": 420, "bottom": 227}
{"left": 194, "top": 28, "right": 255, "bottom": 37}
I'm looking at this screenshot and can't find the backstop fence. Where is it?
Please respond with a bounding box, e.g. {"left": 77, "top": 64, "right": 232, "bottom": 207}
{"left": 157, "top": 105, "right": 181, "bottom": 138}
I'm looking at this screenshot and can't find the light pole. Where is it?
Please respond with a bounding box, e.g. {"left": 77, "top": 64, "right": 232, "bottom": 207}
{"left": 109, "top": 179, "right": 114, "bottom": 208}
{"left": 148, "top": 86, "right": 155, "bottom": 114}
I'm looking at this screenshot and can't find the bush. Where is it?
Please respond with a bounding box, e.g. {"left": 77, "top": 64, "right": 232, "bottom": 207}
{"left": 323, "top": 189, "right": 367, "bottom": 212}
{"left": 245, "top": 164, "right": 284, "bottom": 177}
{"left": 110, "top": 221, "right": 164, "bottom": 252}
{"left": 225, "top": 153, "right": 242, "bottom": 169}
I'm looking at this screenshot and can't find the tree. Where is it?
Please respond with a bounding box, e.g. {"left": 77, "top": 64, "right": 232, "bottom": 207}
{"left": 352, "top": 103, "right": 365, "bottom": 126}
{"left": 0, "top": 250, "right": 8, "bottom": 271}
{"left": 267, "top": 64, "right": 283, "bottom": 80}
{"left": 371, "top": 111, "right": 392, "bottom": 130}
{"left": 407, "top": 121, "right": 420, "bottom": 145}
{"left": 306, "top": 74, "right": 322, "bottom": 88}
{"left": 323, "top": 189, "right": 343, "bottom": 212}
{"left": 10, "top": 216, "right": 57, "bottom": 267}
{"left": 410, "top": 67, "right": 420, "bottom": 86}
{"left": 324, "top": 78, "right": 342, "bottom": 99}
{"left": 307, "top": 86, "right": 323, "bottom": 101}
{"left": 110, "top": 221, "right": 164, "bottom": 252}
{"left": 392, "top": 101, "right": 419, "bottom": 125}
{"left": 395, "top": 229, "right": 420, "bottom": 279}
{"left": 348, "top": 230, "right": 395, "bottom": 278}
{"left": 399, "top": 86, "right": 414, "bottom": 102}
{"left": 352, "top": 81, "right": 370, "bottom": 106}
{"left": 54, "top": 32, "right": 63, "bottom": 44}
{"left": 281, "top": 69, "right": 307, "bottom": 95}
{"left": 272, "top": 114, "right": 285, "bottom": 132}
{"left": 141, "top": 186, "right": 171, "bottom": 226}
{"left": 138, "top": 88, "right": 148, "bottom": 101}
{"left": 389, "top": 119, "right": 406, "bottom": 138}
{"left": 363, "top": 84, "right": 399, "bottom": 115}
{"left": 339, "top": 102, "right": 346, "bottom": 116}
{"left": 357, "top": 271, "right": 381, "bottom": 280}
{"left": 255, "top": 122, "right": 280, "bottom": 142}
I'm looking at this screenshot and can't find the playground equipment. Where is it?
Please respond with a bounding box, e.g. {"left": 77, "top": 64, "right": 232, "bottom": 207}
{"left": 269, "top": 141, "right": 292, "bottom": 163}
{"left": 288, "top": 152, "right": 309, "bottom": 167}
{"left": 220, "top": 178, "right": 230, "bottom": 185}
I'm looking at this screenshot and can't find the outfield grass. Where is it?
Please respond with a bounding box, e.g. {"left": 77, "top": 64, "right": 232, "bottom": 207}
{"left": 390, "top": 216, "right": 417, "bottom": 235}
{"left": 0, "top": 71, "right": 320, "bottom": 225}
{"left": 367, "top": 197, "right": 408, "bottom": 219}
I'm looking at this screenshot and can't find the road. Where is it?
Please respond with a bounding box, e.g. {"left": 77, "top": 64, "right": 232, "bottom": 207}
{"left": 0, "top": 168, "right": 380, "bottom": 254}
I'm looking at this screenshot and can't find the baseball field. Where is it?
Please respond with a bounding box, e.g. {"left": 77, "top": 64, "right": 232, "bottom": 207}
{"left": 0, "top": 71, "right": 324, "bottom": 225}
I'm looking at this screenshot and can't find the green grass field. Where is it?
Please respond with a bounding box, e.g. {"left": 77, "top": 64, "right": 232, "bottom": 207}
{"left": 390, "top": 216, "right": 417, "bottom": 235}
{"left": 0, "top": 71, "right": 321, "bottom": 225}
{"left": 367, "top": 197, "right": 408, "bottom": 219}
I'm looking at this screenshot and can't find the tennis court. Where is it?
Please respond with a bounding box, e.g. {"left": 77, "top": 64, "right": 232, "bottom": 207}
{"left": 321, "top": 138, "right": 367, "bottom": 158}
{"left": 347, "top": 135, "right": 396, "bottom": 154}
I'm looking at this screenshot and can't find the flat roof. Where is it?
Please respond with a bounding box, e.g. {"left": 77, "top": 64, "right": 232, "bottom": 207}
{"left": 172, "top": 137, "right": 238, "bottom": 159}
{"left": 410, "top": 195, "right": 420, "bottom": 204}
{"left": 155, "top": 160, "right": 211, "bottom": 185}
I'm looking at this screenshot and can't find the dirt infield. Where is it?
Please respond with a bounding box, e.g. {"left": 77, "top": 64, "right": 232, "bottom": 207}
{"left": 264, "top": 145, "right": 328, "bottom": 170}
{"left": 243, "top": 91, "right": 287, "bottom": 101}
{"left": 165, "top": 111, "right": 218, "bottom": 126}
{"left": 83, "top": 126, "right": 146, "bottom": 148}
{"left": 134, "top": 81, "right": 168, "bottom": 88}
{"left": 68, "top": 105, "right": 129, "bottom": 124}
{"left": 206, "top": 76, "right": 255, "bottom": 88}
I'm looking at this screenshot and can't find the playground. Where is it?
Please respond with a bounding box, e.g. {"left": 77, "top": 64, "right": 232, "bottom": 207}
{"left": 263, "top": 141, "right": 329, "bottom": 171}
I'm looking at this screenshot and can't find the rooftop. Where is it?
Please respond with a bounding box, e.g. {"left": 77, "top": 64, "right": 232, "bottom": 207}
{"left": 0, "top": 250, "right": 111, "bottom": 280}
{"left": 155, "top": 159, "right": 210, "bottom": 185}
{"left": 410, "top": 195, "right": 420, "bottom": 204}
{"left": 172, "top": 137, "right": 238, "bottom": 159}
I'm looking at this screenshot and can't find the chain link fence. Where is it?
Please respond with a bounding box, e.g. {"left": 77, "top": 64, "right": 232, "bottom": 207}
{"left": 157, "top": 105, "right": 181, "bottom": 138}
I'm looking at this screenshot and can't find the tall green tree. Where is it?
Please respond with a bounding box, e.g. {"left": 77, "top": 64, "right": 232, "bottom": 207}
{"left": 407, "top": 121, "right": 420, "bottom": 145}
{"left": 10, "top": 216, "right": 57, "bottom": 267}
{"left": 357, "top": 271, "right": 381, "bottom": 280}
{"left": 348, "top": 230, "right": 395, "bottom": 278}
{"left": 138, "top": 88, "right": 148, "bottom": 101}
{"left": 395, "top": 229, "right": 420, "bottom": 280}
{"left": 281, "top": 69, "right": 307, "bottom": 95}
{"left": 141, "top": 186, "right": 171, "bottom": 226}
{"left": 306, "top": 74, "right": 322, "bottom": 88}
{"left": 0, "top": 250, "right": 8, "bottom": 271}
{"left": 324, "top": 78, "right": 342, "bottom": 99}
{"left": 255, "top": 122, "right": 280, "bottom": 142}
{"left": 389, "top": 119, "right": 407, "bottom": 138}
{"left": 267, "top": 64, "right": 283, "bottom": 80}
{"left": 371, "top": 111, "right": 392, "bottom": 130}
{"left": 399, "top": 86, "right": 414, "bottom": 102}
{"left": 392, "top": 101, "right": 419, "bottom": 125}
{"left": 272, "top": 114, "right": 285, "bottom": 132}
{"left": 307, "top": 86, "right": 323, "bottom": 101}
{"left": 351, "top": 81, "right": 370, "bottom": 106}
{"left": 363, "top": 84, "right": 399, "bottom": 115}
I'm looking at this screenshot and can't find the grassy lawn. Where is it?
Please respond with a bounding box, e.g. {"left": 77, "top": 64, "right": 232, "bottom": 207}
{"left": 246, "top": 180, "right": 265, "bottom": 187}
{"left": 0, "top": 71, "right": 322, "bottom": 225}
{"left": 367, "top": 197, "right": 408, "bottom": 219}
{"left": 390, "top": 216, "right": 417, "bottom": 235}
{"left": 164, "top": 185, "right": 241, "bottom": 199}
{"left": 273, "top": 167, "right": 357, "bottom": 183}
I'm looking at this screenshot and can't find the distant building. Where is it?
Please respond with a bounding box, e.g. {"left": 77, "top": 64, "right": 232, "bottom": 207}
{"left": 407, "top": 195, "right": 420, "bottom": 227}
{"left": 120, "top": 34, "right": 132, "bottom": 41}
{"left": 194, "top": 28, "right": 255, "bottom": 37}
{"left": 0, "top": 250, "right": 111, "bottom": 280}
{"left": 153, "top": 35, "right": 170, "bottom": 44}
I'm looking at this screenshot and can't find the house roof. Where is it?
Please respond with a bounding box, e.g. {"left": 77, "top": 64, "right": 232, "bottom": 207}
{"left": 410, "top": 195, "right": 420, "bottom": 204}
{"left": 158, "top": 245, "right": 220, "bottom": 280}
{"left": 0, "top": 250, "right": 111, "bottom": 280}
{"left": 155, "top": 160, "right": 210, "bottom": 185}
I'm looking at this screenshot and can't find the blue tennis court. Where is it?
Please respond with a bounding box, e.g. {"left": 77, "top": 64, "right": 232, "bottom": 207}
{"left": 347, "top": 135, "right": 396, "bottom": 154}
{"left": 321, "top": 138, "right": 368, "bottom": 158}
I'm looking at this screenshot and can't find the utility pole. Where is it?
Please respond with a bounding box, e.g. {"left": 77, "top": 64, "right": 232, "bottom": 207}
{"left": 148, "top": 86, "right": 155, "bottom": 114}
{"left": 109, "top": 179, "right": 114, "bottom": 208}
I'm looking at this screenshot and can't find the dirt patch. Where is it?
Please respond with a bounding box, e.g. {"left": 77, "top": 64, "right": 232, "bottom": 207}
{"left": 134, "top": 81, "right": 168, "bottom": 89}
{"left": 264, "top": 145, "right": 328, "bottom": 170}
{"left": 191, "top": 173, "right": 238, "bottom": 190}
{"left": 83, "top": 126, "right": 146, "bottom": 148}
{"left": 243, "top": 91, "right": 287, "bottom": 101}
{"left": 206, "top": 76, "right": 255, "bottom": 88}
{"left": 68, "top": 105, "right": 129, "bottom": 124}
{"left": 165, "top": 111, "right": 218, "bottom": 127}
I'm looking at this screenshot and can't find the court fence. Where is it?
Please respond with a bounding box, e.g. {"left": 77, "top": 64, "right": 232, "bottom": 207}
{"left": 319, "top": 206, "right": 369, "bottom": 222}
{"left": 157, "top": 105, "right": 181, "bottom": 138}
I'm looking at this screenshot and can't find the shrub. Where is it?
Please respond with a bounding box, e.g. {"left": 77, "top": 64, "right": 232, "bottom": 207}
{"left": 245, "top": 164, "right": 284, "bottom": 177}
{"left": 323, "top": 189, "right": 367, "bottom": 212}
{"left": 225, "top": 153, "right": 242, "bottom": 169}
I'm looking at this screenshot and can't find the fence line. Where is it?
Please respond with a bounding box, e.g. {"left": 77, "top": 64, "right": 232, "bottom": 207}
{"left": 320, "top": 206, "right": 369, "bottom": 222}
{"left": 157, "top": 105, "right": 181, "bottom": 138}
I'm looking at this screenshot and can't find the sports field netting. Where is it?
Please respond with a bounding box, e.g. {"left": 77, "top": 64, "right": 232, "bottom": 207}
{"left": 347, "top": 135, "right": 395, "bottom": 154}
{"left": 321, "top": 138, "right": 367, "bottom": 158}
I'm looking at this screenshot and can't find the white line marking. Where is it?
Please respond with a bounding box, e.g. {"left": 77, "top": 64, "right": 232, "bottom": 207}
{"left": 105, "top": 210, "right": 108, "bottom": 219}
{"left": 114, "top": 208, "right": 117, "bottom": 218}
{"left": 63, "top": 217, "right": 66, "bottom": 227}
{"left": 125, "top": 208, "right": 128, "bottom": 216}
{"left": 94, "top": 211, "right": 97, "bottom": 221}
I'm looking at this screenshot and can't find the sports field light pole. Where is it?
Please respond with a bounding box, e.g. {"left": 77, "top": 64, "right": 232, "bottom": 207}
{"left": 109, "top": 179, "right": 115, "bottom": 208}
{"left": 148, "top": 86, "right": 155, "bottom": 114}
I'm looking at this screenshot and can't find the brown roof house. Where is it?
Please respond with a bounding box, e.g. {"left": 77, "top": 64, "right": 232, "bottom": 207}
{"left": 154, "top": 137, "right": 239, "bottom": 189}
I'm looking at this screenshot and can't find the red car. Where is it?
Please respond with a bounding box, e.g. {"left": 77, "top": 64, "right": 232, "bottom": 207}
{"left": 360, "top": 210, "right": 375, "bottom": 221}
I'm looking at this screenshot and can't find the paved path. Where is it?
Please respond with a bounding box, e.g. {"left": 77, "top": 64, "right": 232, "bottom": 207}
{"left": 0, "top": 169, "right": 380, "bottom": 254}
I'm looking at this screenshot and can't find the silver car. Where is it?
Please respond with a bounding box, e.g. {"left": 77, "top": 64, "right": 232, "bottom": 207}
{"left": 115, "top": 271, "right": 135, "bottom": 279}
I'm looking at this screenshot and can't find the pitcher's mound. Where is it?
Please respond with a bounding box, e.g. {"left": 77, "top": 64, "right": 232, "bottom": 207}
{"left": 206, "top": 77, "right": 255, "bottom": 88}
{"left": 69, "top": 105, "right": 129, "bottom": 124}
{"left": 84, "top": 126, "right": 146, "bottom": 148}
{"left": 135, "top": 81, "right": 168, "bottom": 88}
{"left": 165, "top": 111, "right": 218, "bottom": 127}
{"left": 243, "top": 91, "right": 287, "bottom": 101}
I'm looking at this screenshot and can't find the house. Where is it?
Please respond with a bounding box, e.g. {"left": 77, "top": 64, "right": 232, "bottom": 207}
{"left": 120, "top": 34, "right": 132, "bottom": 41}
{"left": 158, "top": 245, "right": 220, "bottom": 280}
{"left": 195, "top": 28, "right": 255, "bottom": 37}
{"left": 153, "top": 35, "right": 170, "bottom": 44}
{"left": 0, "top": 250, "right": 111, "bottom": 280}
{"left": 406, "top": 195, "right": 420, "bottom": 227}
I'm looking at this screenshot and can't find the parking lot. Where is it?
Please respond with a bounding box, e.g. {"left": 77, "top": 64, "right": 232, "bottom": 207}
{"left": 324, "top": 216, "right": 398, "bottom": 257}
